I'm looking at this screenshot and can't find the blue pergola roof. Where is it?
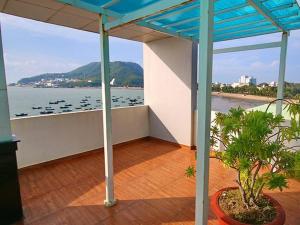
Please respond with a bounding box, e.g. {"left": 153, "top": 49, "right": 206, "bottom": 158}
{"left": 60, "top": 0, "right": 300, "bottom": 42}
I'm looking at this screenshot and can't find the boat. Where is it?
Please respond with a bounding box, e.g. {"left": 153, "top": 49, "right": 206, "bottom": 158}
{"left": 57, "top": 100, "right": 66, "bottom": 103}
{"left": 75, "top": 107, "right": 82, "bottom": 110}
{"left": 15, "top": 113, "right": 28, "bottom": 117}
{"left": 62, "top": 109, "right": 72, "bottom": 112}
{"left": 40, "top": 111, "right": 53, "bottom": 115}
{"left": 60, "top": 106, "right": 69, "bottom": 109}
{"left": 49, "top": 101, "right": 59, "bottom": 104}
{"left": 65, "top": 104, "right": 72, "bottom": 107}
{"left": 32, "top": 107, "right": 42, "bottom": 110}
{"left": 80, "top": 103, "right": 91, "bottom": 107}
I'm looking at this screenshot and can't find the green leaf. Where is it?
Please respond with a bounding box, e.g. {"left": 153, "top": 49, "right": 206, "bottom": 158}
{"left": 185, "top": 165, "right": 196, "bottom": 177}
{"left": 267, "top": 174, "right": 288, "bottom": 191}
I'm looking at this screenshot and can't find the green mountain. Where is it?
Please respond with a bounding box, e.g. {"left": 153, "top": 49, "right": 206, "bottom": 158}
{"left": 18, "top": 61, "right": 144, "bottom": 87}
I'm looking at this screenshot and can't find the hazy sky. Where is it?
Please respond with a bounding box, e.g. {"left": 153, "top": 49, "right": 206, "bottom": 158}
{"left": 2, "top": 13, "right": 300, "bottom": 84}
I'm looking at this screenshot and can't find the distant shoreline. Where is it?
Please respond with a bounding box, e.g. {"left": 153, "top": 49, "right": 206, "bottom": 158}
{"left": 212, "top": 92, "right": 275, "bottom": 102}
{"left": 8, "top": 86, "right": 144, "bottom": 90}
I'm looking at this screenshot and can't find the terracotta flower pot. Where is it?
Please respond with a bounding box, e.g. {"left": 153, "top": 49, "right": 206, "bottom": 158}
{"left": 210, "top": 187, "right": 286, "bottom": 225}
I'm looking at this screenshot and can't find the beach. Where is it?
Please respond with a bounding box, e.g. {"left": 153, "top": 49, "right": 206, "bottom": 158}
{"left": 212, "top": 92, "right": 275, "bottom": 102}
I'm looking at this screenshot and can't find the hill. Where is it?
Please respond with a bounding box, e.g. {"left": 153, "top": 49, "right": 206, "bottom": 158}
{"left": 17, "top": 61, "right": 143, "bottom": 88}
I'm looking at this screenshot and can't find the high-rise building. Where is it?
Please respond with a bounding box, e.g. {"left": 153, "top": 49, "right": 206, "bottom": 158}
{"left": 239, "top": 75, "right": 256, "bottom": 85}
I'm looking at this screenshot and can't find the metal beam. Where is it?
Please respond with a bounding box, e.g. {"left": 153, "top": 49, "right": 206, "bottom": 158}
{"left": 248, "top": 0, "right": 287, "bottom": 31}
{"left": 215, "top": 2, "right": 248, "bottom": 15}
{"left": 104, "top": 0, "right": 191, "bottom": 31}
{"left": 164, "top": 4, "right": 258, "bottom": 29}
{"left": 0, "top": 21, "right": 12, "bottom": 142}
{"left": 214, "top": 28, "right": 279, "bottom": 42}
{"left": 146, "top": 1, "right": 199, "bottom": 23}
{"left": 162, "top": 16, "right": 199, "bottom": 28}
{"left": 276, "top": 32, "right": 289, "bottom": 115}
{"left": 195, "top": 0, "right": 214, "bottom": 224}
{"left": 216, "top": 18, "right": 266, "bottom": 32}
{"left": 214, "top": 23, "right": 275, "bottom": 38}
{"left": 59, "top": 0, "right": 121, "bottom": 18}
{"left": 136, "top": 21, "right": 194, "bottom": 41}
{"left": 176, "top": 25, "right": 198, "bottom": 33}
{"left": 99, "top": 15, "right": 116, "bottom": 207}
{"left": 213, "top": 41, "right": 281, "bottom": 54}
{"left": 102, "top": 0, "right": 119, "bottom": 9}
{"left": 215, "top": 12, "right": 259, "bottom": 25}
{"left": 281, "top": 15, "right": 300, "bottom": 25}
{"left": 269, "top": 3, "right": 295, "bottom": 12}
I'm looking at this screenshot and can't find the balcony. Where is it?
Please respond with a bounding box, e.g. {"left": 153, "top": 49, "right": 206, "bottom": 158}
{"left": 2, "top": 1, "right": 300, "bottom": 224}
{"left": 15, "top": 138, "right": 299, "bottom": 225}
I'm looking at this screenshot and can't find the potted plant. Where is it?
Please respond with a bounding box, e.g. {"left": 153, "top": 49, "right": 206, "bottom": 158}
{"left": 186, "top": 100, "right": 300, "bottom": 225}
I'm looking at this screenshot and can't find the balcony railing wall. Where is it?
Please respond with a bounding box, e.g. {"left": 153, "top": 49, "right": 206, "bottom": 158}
{"left": 11, "top": 106, "right": 149, "bottom": 168}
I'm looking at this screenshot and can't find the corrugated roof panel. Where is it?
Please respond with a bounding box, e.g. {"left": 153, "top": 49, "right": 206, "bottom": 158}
{"left": 3, "top": 0, "right": 300, "bottom": 42}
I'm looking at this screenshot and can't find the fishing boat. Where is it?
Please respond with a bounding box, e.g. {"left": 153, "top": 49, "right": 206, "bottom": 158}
{"left": 15, "top": 113, "right": 28, "bottom": 117}
{"left": 62, "top": 109, "right": 72, "bottom": 112}
{"left": 40, "top": 111, "right": 53, "bottom": 115}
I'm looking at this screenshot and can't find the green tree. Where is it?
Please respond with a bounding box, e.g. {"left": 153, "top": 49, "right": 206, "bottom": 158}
{"left": 187, "top": 100, "right": 300, "bottom": 209}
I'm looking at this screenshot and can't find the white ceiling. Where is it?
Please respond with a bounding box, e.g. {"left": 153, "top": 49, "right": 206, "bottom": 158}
{"left": 0, "top": 0, "right": 170, "bottom": 42}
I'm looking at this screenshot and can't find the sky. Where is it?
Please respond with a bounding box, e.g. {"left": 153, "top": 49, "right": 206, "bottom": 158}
{"left": 1, "top": 12, "right": 300, "bottom": 84}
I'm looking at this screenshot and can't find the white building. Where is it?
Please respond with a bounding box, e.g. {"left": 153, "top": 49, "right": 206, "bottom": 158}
{"left": 239, "top": 75, "right": 256, "bottom": 85}
{"left": 269, "top": 81, "right": 278, "bottom": 87}
{"left": 231, "top": 82, "right": 241, "bottom": 88}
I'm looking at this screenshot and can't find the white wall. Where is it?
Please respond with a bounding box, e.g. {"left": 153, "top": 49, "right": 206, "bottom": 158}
{"left": 144, "top": 37, "right": 194, "bottom": 146}
{"left": 11, "top": 106, "right": 149, "bottom": 168}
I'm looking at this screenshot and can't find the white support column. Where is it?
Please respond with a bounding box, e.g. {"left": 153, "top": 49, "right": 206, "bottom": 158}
{"left": 276, "top": 32, "right": 288, "bottom": 115}
{"left": 0, "top": 22, "right": 12, "bottom": 143}
{"left": 99, "top": 15, "right": 116, "bottom": 207}
{"left": 195, "top": 0, "right": 214, "bottom": 225}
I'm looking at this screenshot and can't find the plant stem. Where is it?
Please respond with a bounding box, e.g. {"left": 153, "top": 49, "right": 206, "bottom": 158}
{"left": 255, "top": 182, "right": 265, "bottom": 201}
{"left": 236, "top": 171, "right": 249, "bottom": 208}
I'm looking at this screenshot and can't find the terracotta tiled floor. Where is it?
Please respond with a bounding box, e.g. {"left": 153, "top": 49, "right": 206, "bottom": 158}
{"left": 16, "top": 139, "right": 300, "bottom": 225}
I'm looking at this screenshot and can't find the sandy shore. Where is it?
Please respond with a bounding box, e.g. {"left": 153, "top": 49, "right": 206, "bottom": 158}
{"left": 212, "top": 92, "right": 275, "bottom": 102}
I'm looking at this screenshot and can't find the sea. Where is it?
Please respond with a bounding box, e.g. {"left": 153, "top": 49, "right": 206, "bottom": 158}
{"left": 7, "top": 87, "right": 267, "bottom": 118}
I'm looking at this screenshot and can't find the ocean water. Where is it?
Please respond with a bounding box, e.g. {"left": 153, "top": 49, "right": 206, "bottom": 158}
{"left": 8, "top": 87, "right": 144, "bottom": 118}
{"left": 7, "top": 87, "right": 267, "bottom": 118}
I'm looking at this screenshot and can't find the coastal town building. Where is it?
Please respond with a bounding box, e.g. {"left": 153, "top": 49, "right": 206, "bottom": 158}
{"left": 270, "top": 81, "right": 278, "bottom": 87}
{"left": 239, "top": 75, "right": 257, "bottom": 86}
{"left": 230, "top": 75, "right": 257, "bottom": 88}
